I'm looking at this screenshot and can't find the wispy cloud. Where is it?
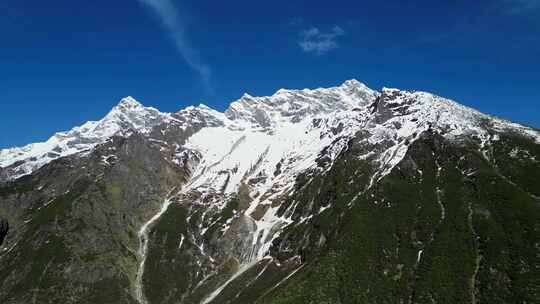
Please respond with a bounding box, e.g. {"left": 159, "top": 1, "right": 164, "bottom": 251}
{"left": 502, "top": 0, "right": 540, "bottom": 14}
{"left": 137, "top": 0, "right": 211, "bottom": 90}
{"left": 298, "top": 26, "right": 345, "bottom": 55}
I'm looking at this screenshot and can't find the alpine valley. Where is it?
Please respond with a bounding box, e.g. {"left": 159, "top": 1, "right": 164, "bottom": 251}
{"left": 0, "top": 80, "right": 539, "bottom": 304}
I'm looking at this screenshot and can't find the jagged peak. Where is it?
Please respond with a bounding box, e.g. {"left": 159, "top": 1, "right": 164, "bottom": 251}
{"left": 196, "top": 103, "right": 222, "bottom": 114}
{"left": 103, "top": 96, "right": 165, "bottom": 124}
{"left": 109, "top": 96, "right": 155, "bottom": 116}
{"left": 381, "top": 87, "right": 400, "bottom": 93}
{"left": 272, "top": 79, "right": 373, "bottom": 96}
{"left": 180, "top": 103, "right": 220, "bottom": 115}
{"left": 241, "top": 93, "right": 254, "bottom": 99}
{"left": 340, "top": 78, "right": 370, "bottom": 90}
{"left": 342, "top": 78, "right": 361, "bottom": 85}
{"left": 2, "top": 81, "right": 539, "bottom": 182}
{"left": 109, "top": 96, "right": 151, "bottom": 116}
{"left": 222, "top": 80, "right": 378, "bottom": 126}
{"left": 193, "top": 103, "right": 224, "bottom": 119}
{"left": 0, "top": 96, "right": 170, "bottom": 176}
{"left": 118, "top": 96, "right": 142, "bottom": 107}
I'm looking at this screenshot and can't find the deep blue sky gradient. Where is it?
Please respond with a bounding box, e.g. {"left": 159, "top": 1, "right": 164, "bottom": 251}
{"left": 1, "top": 0, "right": 539, "bottom": 148}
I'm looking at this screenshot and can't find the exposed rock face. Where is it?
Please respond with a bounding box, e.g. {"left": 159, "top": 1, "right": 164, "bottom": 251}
{"left": 0, "top": 80, "right": 539, "bottom": 304}
{"left": 0, "top": 219, "right": 7, "bottom": 247}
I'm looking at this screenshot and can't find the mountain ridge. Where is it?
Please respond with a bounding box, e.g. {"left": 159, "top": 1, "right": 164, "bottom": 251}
{"left": 1, "top": 79, "right": 538, "bottom": 183}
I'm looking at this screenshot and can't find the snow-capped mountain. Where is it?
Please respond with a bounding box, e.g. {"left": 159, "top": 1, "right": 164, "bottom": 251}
{"left": 0, "top": 97, "right": 173, "bottom": 180}
{"left": 2, "top": 79, "right": 537, "bottom": 184}
{"left": 1, "top": 80, "right": 539, "bottom": 304}
{"left": 0, "top": 81, "right": 372, "bottom": 177}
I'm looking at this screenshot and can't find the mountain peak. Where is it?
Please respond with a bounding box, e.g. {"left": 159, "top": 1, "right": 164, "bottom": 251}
{"left": 106, "top": 96, "right": 150, "bottom": 121}
{"left": 222, "top": 80, "right": 379, "bottom": 126}
{"left": 2, "top": 82, "right": 539, "bottom": 183}
{"left": 100, "top": 97, "right": 168, "bottom": 134}
{"left": 0, "top": 96, "right": 170, "bottom": 179}
{"left": 116, "top": 96, "right": 144, "bottom": 109}
{"left": 341, "top": 78, "right": 363, "bottom": 87}
{"left": 381, "top": 87, "right": 400, "bottom": 93}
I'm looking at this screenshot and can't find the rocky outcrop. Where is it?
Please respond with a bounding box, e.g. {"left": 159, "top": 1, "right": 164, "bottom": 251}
{"left": 0, "top": 219, "right": 8, "bottom": 247}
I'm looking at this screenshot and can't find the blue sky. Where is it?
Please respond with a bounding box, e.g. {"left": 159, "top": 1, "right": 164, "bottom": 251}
{"left": 1, "top": 0, "right": 539, "bottom": 148}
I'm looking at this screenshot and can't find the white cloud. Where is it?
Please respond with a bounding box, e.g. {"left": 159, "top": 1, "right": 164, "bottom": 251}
{"left": 137, "top": 0, "right": 211, "bottom": 90}
{"left": 299, "top": 26, "right": 345, "bottom": 55}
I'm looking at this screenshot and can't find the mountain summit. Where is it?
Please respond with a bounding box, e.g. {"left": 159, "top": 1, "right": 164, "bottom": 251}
{"left": 1, "top": 80, "right": 537, "bottom": 182}
{"left": 1, "top": 80, "right": 539, "bottom": 304}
